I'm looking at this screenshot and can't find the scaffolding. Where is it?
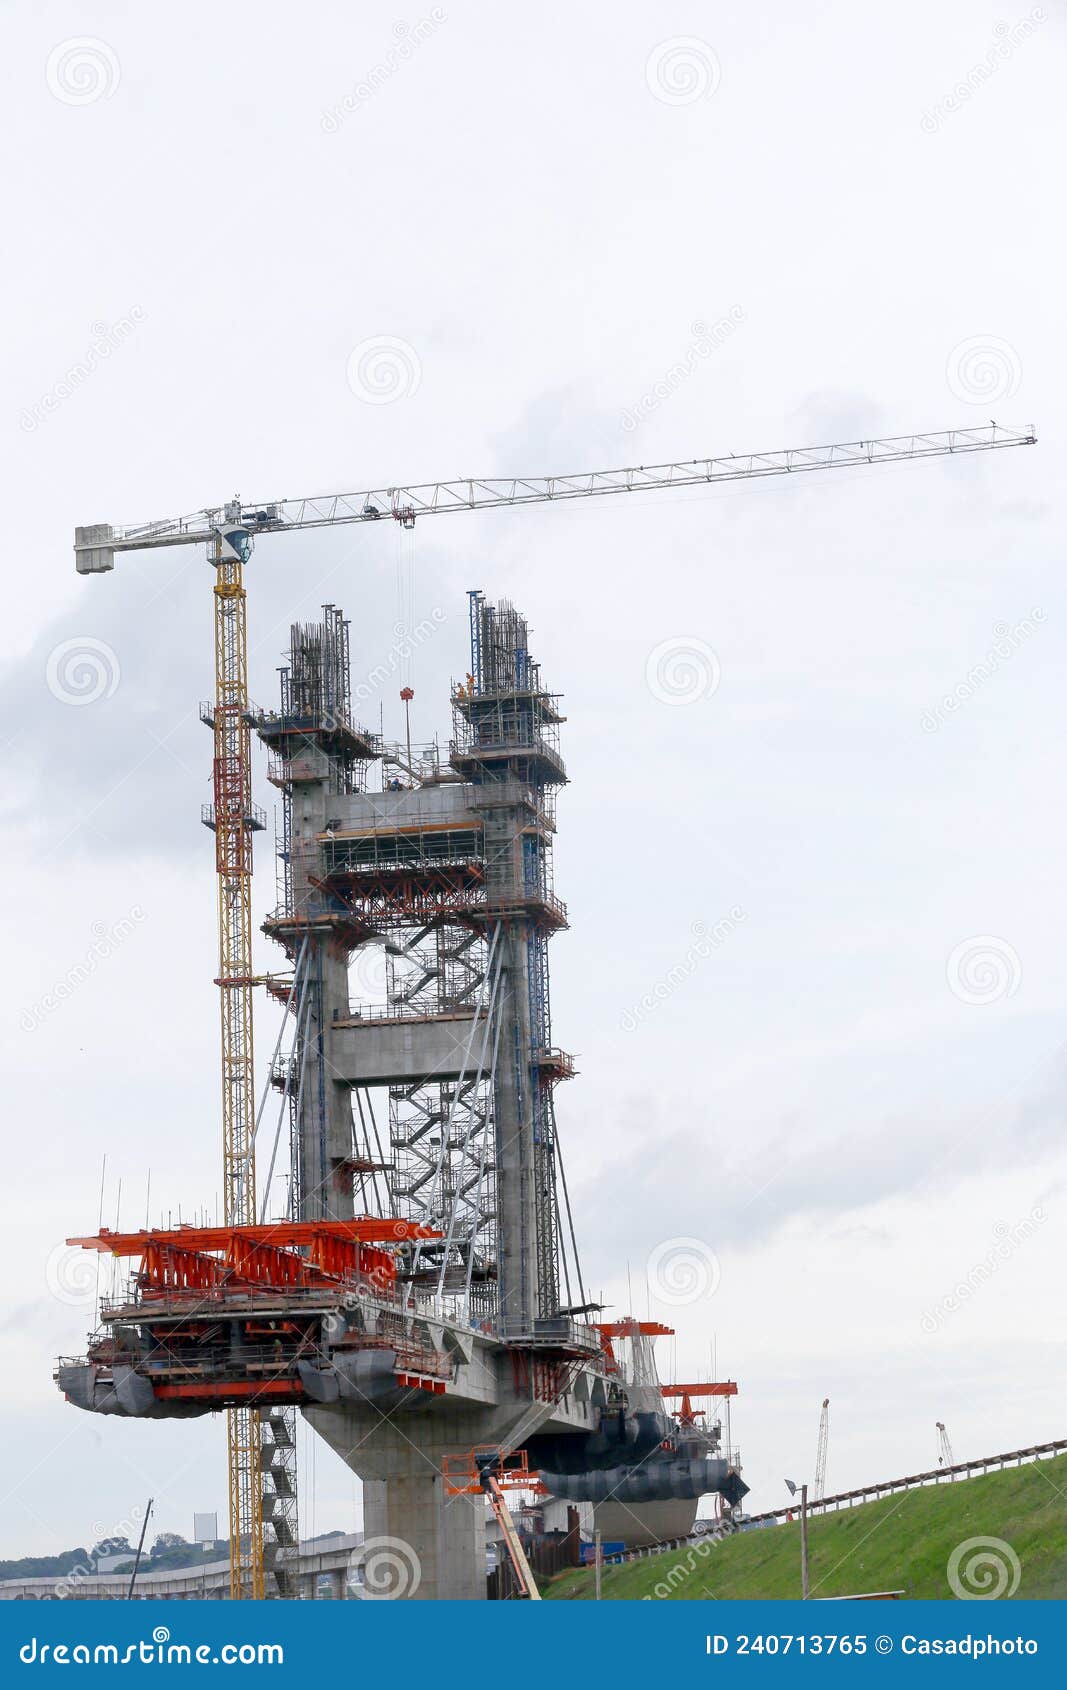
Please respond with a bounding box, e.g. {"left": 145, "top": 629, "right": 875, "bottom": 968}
{"left": 258, "top": 593, "right": 583, "bottom": 1338}
{"left": 451, "top": 593, "right": 580, "bottom": 1328}
{"left": 257, "top": 605, "right": 379, "bottom": 797}
{"left": 387, "top": 926, "right": 499, "bottom": 1320}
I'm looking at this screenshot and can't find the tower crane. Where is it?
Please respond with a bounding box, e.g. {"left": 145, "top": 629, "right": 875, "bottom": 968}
{"left": 72, "top": 421, "right": 1034, "bottom": 1597}
{"left": 814, "top": 1397, "right": 830, "bottom": 1502}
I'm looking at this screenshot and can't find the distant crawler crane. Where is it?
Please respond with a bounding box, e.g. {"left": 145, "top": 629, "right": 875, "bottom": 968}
{"left": 936, "top": 1421, "right": 956, "bottom": 1469}
{"left": 814, "top": 1398, "right": 830, "bottom": 1502}
{"left": 73, "top": 423, "right": 1033, "bottom": 1597}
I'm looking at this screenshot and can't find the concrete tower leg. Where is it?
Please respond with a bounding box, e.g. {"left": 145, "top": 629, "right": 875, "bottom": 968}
{"left": 492, "top": 927, "right": 539, "bottom": 1334}
{"left": 359, "top": 1477, "right": 484, "bottom": 1601}
{"left": 305, "top": 1407, "right": 487, "bottom": 1602}
{"left": 299, "top": 934, "right": 356, "bottom": 1221}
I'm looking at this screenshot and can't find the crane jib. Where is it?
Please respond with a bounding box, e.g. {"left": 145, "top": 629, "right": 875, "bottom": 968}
{"left": 73, "top": 423, "right": 1036, "bottom": 572}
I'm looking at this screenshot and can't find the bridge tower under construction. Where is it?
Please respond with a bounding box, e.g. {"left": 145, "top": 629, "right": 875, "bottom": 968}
{"left": 257, "top": 592, "right": 583, "bottom": 1335}
{"left": 249, "top": 592, "right": 586, "bottom": 1596}
{"left": 58, "top": 586, "right": 748, "bottom": 1602}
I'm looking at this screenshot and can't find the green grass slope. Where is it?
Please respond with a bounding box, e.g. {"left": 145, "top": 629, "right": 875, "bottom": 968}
{"left": 544, "top": 1453, "right": 1067, "bottom": 1601}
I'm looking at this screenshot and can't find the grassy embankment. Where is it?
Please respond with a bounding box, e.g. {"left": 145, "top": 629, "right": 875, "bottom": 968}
{"left": 544, "top": 1452, "right": 1067, "bottom": 1600}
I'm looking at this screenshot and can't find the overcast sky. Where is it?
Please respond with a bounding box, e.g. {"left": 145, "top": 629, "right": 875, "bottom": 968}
{"left": 2, "top": 0, "right": 1064, "bottom": 1557}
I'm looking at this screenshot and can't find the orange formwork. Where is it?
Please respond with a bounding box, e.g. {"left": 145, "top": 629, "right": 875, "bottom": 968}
{"left": 442, "top": 1447, "right": 534, "bottom": 1495}
{"left": 69, "top": 1220, "right": 441, "bottom": 1302}
{"left": 595, "top": 1318, "right": 674, "bottom": 1374}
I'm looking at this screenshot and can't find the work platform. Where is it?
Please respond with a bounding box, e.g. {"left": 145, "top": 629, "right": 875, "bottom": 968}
{"left": 57, "top": 1220, "right": 745, "bottom": 1598}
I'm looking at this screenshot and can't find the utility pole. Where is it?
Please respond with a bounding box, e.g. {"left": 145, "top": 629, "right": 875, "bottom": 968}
{"left": 786, "top": 1478, "right": 810, "bottom": 1599}
{"left": 126, "top": 1498, "right": 153, "bottom": 1600}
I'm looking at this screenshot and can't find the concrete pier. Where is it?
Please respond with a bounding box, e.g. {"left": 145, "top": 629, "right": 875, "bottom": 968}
{"left": 308, "top": 1408, "right": 487, "bottom": 1601}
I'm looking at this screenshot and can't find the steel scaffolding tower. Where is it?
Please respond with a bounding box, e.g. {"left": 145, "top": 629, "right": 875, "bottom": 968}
{"left": 386, "top": 924, "right": 499, "bottom": 1316}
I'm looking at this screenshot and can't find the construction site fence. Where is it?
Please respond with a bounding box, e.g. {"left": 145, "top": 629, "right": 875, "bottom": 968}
{"left": 488, "top": 1527, "right": 580, "bottom": 1599}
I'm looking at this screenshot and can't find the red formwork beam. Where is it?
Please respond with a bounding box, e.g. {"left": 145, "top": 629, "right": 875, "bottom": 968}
{"left": 68, "top": 1220, "right": 441, "bottom": 1300}
{"left": 595, "top": 1318, "right": 674, "bottom": 1374}
{"left": 72, "top": 1220, "right": 438, "bottom": 1252}
{"left": 661, "top": 1382, "right": 739, "bottom": 1398}
{"left": 322, "top": 864, "right": 485, "bottom": 929}
{"left": 662, "top": 1382, "right": 739, "bottom": 1428}
{"left": 597, "top": 1320, "right": 674, "bottom": 1339}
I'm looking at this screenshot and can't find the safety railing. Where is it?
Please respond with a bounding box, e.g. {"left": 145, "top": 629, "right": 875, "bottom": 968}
{"left": 741, "top": 1436, "right": 1067, "bottom": 1525}
{"left": 334, "top": 1001, "right": 486, "bottom": 1025}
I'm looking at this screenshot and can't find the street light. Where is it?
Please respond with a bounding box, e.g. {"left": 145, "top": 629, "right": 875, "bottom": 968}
{"left": 784, "top": 1479, "right": 810, "bottom": 1600}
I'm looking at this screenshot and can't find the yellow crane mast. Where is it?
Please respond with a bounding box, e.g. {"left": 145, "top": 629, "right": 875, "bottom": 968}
{"left": 209, "top": 529, "right": 265, "bottom": 1599}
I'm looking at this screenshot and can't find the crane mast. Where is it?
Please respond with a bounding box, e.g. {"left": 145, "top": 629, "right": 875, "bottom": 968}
{"left": 814, "top": 1397, "right": 829, "bottom": 1502}
{"left": 208, "top": 530, "right": 266, "bottom": 1599}
{"left": 73, "top": 420, "right": 1035, "bottom": 1600}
